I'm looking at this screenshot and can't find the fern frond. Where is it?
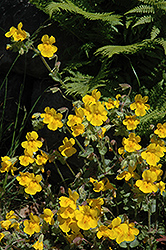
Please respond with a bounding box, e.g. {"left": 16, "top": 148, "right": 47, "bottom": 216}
{"left": 63, "top": 70, "right": 105, "bottom": 97}
{"left": 133, "top": 15, "right": 153, "bottom": 27}
{"left": 156, "top": 38, "right": 166, "bottom": 54}
{"left": 151, "top": 25, "right": 160, "bottom": 40}
{"left": 138, "top": 0, "right": 163, "bottom": 4}
{"left": 95, "top": 39, "right": 151, "bottom": 58}
{"left": 46, "top": 1, "right": 123, "bottom": 26}
{"left": 125, "top": 5, "right": 155, "bottom": 15}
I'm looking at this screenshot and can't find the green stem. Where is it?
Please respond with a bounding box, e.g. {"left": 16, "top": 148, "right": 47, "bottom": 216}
{"left": 0, "top": 54, "right": 20, "bottom": 92}
{"left": 0, "top": 78, "right": 8, "bottom": 140}
{"left": 54, "top": 161, "right": 67, "bottom": 189}
{"left": 65, "top": 160, "right": 76, "bottom": 177}
{"left": 66, "top": 126, "right": 85, "bottom": 153}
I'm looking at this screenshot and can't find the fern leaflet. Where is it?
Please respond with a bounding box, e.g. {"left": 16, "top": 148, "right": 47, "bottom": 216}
{"left": 46, "top": 0, "right": 123, "bottom": 26}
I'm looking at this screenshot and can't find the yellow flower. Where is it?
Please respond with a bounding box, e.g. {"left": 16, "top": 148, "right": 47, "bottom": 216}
{"left": 154, "top": 123, "right": 166, "bottom": 138}
{"left": 85, "top": 101, "right": 108, "bottom": 126}
{"left": 58, "top": 216, "right": 78, "bottom": 233}
{"left": 40, "top": 107, "right": 63, "bottom": 131}
{"left": 105, "top": 94, "right": 121, "bottom": 110}
{"left": 5, "top": 22, "right": 27, "bottom": 41}
{"left": 0, "top": 211, "right": 18, "bottom": 230}
{"left": 58, "top": 137, "right": 77, "bottom": 157}
{"left": 123, "top": 115, "right": 140, "bottom": 130}
{"left": 70, "top": 123, "right": 85, "bottom": 137}
{"left": 141, "top": 143, "right": 165, "bottom": 166}
{"left": 16, "top": 172, "right": 42, "bottom": 195}
{"left": 32, "top": 240, "right": 43, "bottom": 250}
{"left": 0, "top": 233, "right": 4, "bottom": 242}
{"left": 37, "top": 35, "right": 58, "bottom": 58}
{"left": 16, "top": 172, "right": 33, "bottom": 186}
{"left": 6, "top": 210, "right": 17, "bottom": 220}
{"left": 149, "top": 164, "right": 163, "bottom": 181}
{"left": 111, "top": 217, "right": 128, "bottom": 244}
{"left": 90, "top": 177, "right": 114, "bottom": 192}
{"left": 117, "top": 165, "right": 139, "bottom": 182}
{"left": 35, "top": 151, "right": 48, "bottom": 166}
{"left": 130, "top": 94, "right": 150, "bottom": 116}
{"left": 23, "top": 213, "right": 41, "bottom": 236}
{"left": 124, "top": 222, "right": 139, "bottom": 242}
{"left": 97, "top": 225, "right": 116, "bottom": 240}
{"left": 24, "top": 175, "right": 42, "bottom": 195}
{"left": 67, "top": 107, "right": 84, "bottom": 127}
{"left": 19, "top": 150, "right": 35, "bottom": 166}
{"left": 122, "top": 133, "right": 141, "bottom": 152}
{"left": 21, "top": 131, "right": 43, "bottom": 155}
{"left": 1, "top": 220, "right": 12, "bottom": 230}
{"left": 135, "top": 170, "right": 158, "bottom": 193}
{"left": 75, "top": 205, "right": 98, "bottom": 230}
{"left": 87, "top": 197, "right": 104, "bottom": 212}
{"left": 59, "top": 188, "right": 79, "bottom": 210}
{"left": 156, "top": 181, "right": 166, "bottom": 195}
{"left": 0, "top": 156, "right": 17, "bottom": 176}
{"left": 97, "top": 127, "right": 107, "bottom": 139}
{"left": 40, "top": 208, "right": 54, "bottom": 225}
{"left": 82, "top": 89, "right": 101, "bottom": 104}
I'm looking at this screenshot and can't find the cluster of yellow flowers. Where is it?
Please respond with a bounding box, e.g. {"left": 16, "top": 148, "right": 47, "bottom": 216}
{"left": 5, "top": 22, "right": 58, "bottom": 58}
{"left": 0, "top": 209, "right": 54, "bottom": 249}
{"left": 116, "top": 93, "right": 166, "bottom": 195}
{"left": 57, "top": 187, "right": 139, "bottom": 245}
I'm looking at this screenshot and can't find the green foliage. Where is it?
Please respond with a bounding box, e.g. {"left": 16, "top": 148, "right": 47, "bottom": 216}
{"left": 46, "top": 0, "right": 123, "bottom": 26}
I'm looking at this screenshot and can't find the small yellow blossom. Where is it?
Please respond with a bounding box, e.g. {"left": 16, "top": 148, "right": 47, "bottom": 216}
{"left": 97, "top": 127, "right": 107, "bottom": 139}
{"left": 123, "top": 115, "right": 140, "bottom": 130}
{"left": 0, "top": 211, "right": 18, "bottom": 230}
{"left": 1, "top": 220, "right": 12, "bottom": 230}
{"left": 21, "top": 131, "right": 43, "bottom": 155}
{"left": 0, "top": 233, "right": 4, "bottom": 242}
{"left": 141, "top": 143, "right": 165, "bottom": 166}
{"left": 40, "top": 107, "right": 63, "bottom": 131}
{"left": 124, "top": 221, "right": 139, "bottom": 242}
{"left": 111, "top": 217, "right": 129, "bottom": 244}
{"left": 82, "top": 89, "right": 101, "bottom": 104}
{"left": 0, "top": 156, "right": 17, "bottom": 176}
{"left": 58, "top": 216, "right": 78, "bottom": 233}
{"left": 24, "top": 175, "right": 42, "bottom": 195}
{"left": 70, "top": 123, "right": 85, "bottom": 137}
{"left": 105, "top": 94, "right": 121, "bottom": 110}
{"left": 37, "top": 35, "right": 58, "bottom": 58}
{"left": 130, "top": 94, "right": 150, "bottom": 116}
{"left": 35, "top": 151, "right": 48, "bottom": 166}
{"left": 5, "top": 22, "right": 27, "bottom": 41}
{"left": 135, "top": 170, "right": 158, "bottom": 193}
{"left": 67, "top": 107, "right": 84, "bottom": 127}
{"left": 87, "top": 197, "right": 104, "bottom": 212}
{"left": 156, "top": 181, "right": 166, "bottom": 195}
{"left": 97, "top": 225, "right": 116, "bottom": 240}
{"left": 117, "top": 165, "right": 139, "bottom": 181}
{"left": 32, "top": 240, "right": 43, "bottom": 250}
{"left": 23, "top": 213, "right": 41, "bottom": 236}
{"left": 90, "top": 177, "right": 115, "bottom": 192}
{"left": 85, "top": 101, "right": 108, "bottom": 126}
{"left": 75, "top": 205, "right": 98, "bottom": 230}
{"left": 154, "top": 123, "right": 166, "bottom": 138}
{"left": 16, "top": 172, "right": 42, "bottom": 195}
{"left": 16, "top": 172, "right": 33, "bottom": 186}
{"left": 59, "top": 137, "right": 77, "bottom": 157}
{"left": 40, "top": 208, "right": 54, "bottom": 225}
{"left": 19, "top": 150, "right": 35, "bottom": 166}
{"left": 122, "top": 133, "right": 141, "bottom": 153}
{"left": 6, "top": 210, "right": 18, "bottom": 220}
{"left": 59, "top": 188, "right": 79, "bottom": 210}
